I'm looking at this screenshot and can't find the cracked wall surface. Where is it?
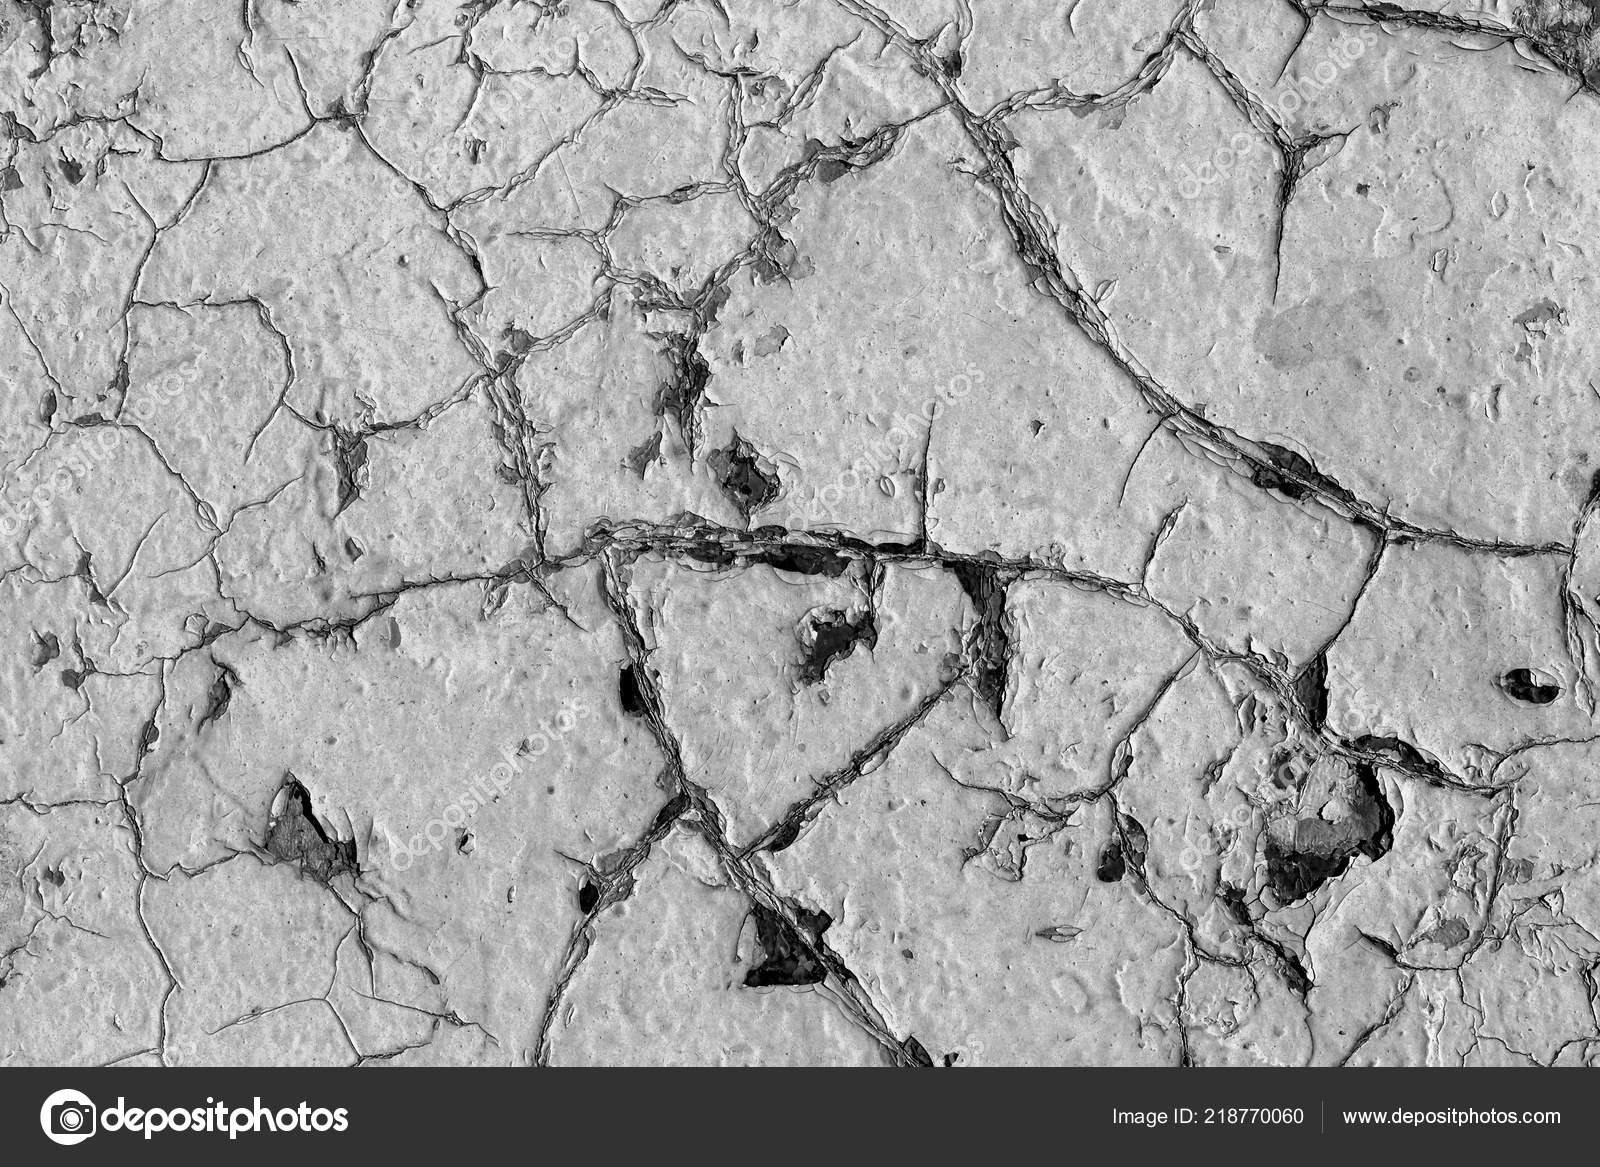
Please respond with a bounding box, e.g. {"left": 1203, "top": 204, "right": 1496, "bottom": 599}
{"left": 3, "top": 0, "right": 1600, "bottom": 1069}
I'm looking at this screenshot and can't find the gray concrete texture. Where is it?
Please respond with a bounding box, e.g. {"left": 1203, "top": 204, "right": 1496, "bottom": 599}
{"left": 2, "top": 0, "right": 1599, "bottom": 1067}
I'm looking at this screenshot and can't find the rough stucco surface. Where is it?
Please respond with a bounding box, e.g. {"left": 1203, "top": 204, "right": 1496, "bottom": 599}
{"left": 3, "top": 0, "right": 1600, "bottom": 1070}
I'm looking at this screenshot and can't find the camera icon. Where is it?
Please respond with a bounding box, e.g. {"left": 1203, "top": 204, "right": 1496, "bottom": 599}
{"left": 52, "top": 1102, "right": 94, "bottom": 1136}
{"left": 39, "top": 1089, "right": 97, "bottom": 1146}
